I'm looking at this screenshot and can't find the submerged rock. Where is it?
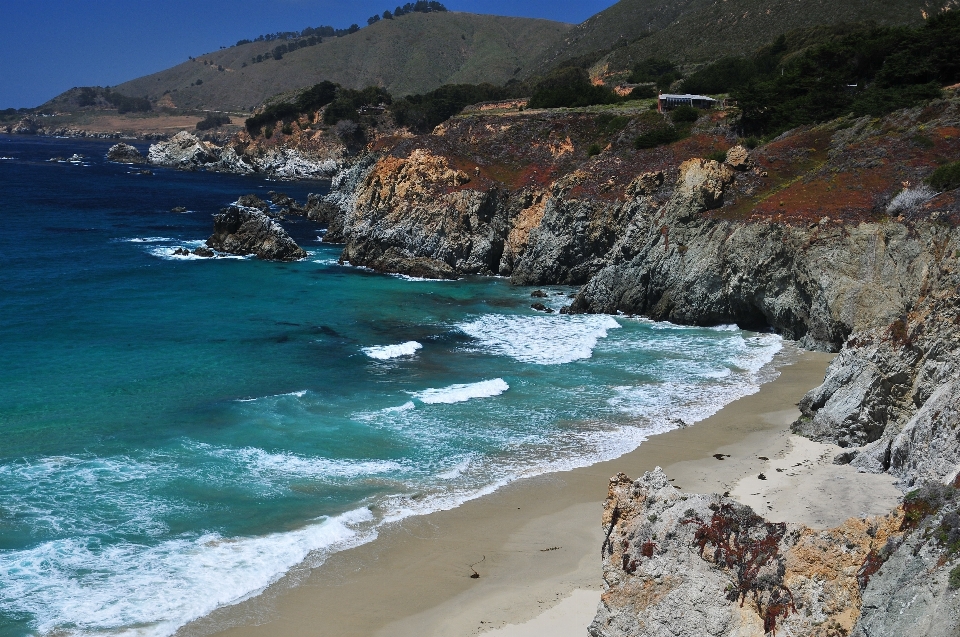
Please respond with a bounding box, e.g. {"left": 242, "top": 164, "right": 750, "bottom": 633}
{"left": 106, "top": 142, "right": 145, "bottom": 164}
{"left": 205, "top": 206, "right": 306, "bottom": 261}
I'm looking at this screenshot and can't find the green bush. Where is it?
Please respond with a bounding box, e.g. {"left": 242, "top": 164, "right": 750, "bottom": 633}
{"left": 670, "top": 105, "right": 700, "bottom": 124}
{"left": 707, "top": 149, "right": 728, "bottom": 163}
{"left": 587, "top": 143, "right": 602, "bottom": 156}
{"left": 390, "top": 82, "right": 519, "bottom": 132}
{"left": 281, "top": 122, "right": 294, "bottom": 135}
{"left": 195, "top": 113, "right": 231, "bottom": 130}
{"left": 630, "top": 58, "right": 677, "bottom": 84}
{"left": 950, "top": 565, "right": 960, "bottom": 590}
{"left": 627, "top": 85, "right": 657, "bottom": 100}
{"left": 245, "top": 81, "right": 339, "bottom": 134}
{"left": 263, "top": 125, "right": 274, "bottom": 139}
{"left": 927, "top": 161, "right": 960, "bottom": 191}
{"left": 635, "top": 125, "right": 686, "bottom": 149}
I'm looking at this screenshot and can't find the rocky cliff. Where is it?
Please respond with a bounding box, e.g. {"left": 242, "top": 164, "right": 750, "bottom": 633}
{"left": 592, "top": 470, "right": 960, "bottom": 637}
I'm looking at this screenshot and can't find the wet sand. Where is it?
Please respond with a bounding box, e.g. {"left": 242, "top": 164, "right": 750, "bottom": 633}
{"left": 180, "top": 347, "right": 898, "bottom": 637}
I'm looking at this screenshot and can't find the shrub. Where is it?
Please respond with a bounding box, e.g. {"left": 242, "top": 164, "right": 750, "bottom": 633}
{"left": 390, "top": 82, "right": 517, "bottom": 132}
{"left": 707, "top": 149, "right": 729, "bottom": 163}
{"left": 195, "top": 113, "right": 231, "bottom": 130}
{"left": 671, "top": 105, "right": 700, "bottom": 124}
{"left": 950, "top": 565, "right": 960, "bottom": 590}
{"left": 887, "top": 184, "right": 938, "bottom": 216}
{"left": 263, "top": 125, "right": 274, "bottom": 139}
{"left": 928, "top": 161, "right": 960, "bottom": 191}
{"left": 630, "top": 58, "right": 677, "bottom": 84}
{"left": 587, "top": 143, "right": 602, "bottom": 156}
{"left": 281, "top": 122, "right": 294, "bottom": 135}
{"left": 635, "top": 125, "right": 686, "bottom": 149}
{"left": 627, "top": 85, "right": 657, "bottom": 100}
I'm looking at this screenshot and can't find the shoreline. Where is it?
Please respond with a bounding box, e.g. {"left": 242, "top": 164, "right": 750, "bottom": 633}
{"left": 181, "top": 346, "right": 900, "bottom": 637}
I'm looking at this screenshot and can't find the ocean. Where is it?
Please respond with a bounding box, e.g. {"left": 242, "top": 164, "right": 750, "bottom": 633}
{"left": 0, "top": 134, "right": 783, "bottom": 637}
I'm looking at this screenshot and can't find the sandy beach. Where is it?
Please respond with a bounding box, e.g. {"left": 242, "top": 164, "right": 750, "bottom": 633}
{"left": 180, "top": 345, "right": 902, "bottom": 637}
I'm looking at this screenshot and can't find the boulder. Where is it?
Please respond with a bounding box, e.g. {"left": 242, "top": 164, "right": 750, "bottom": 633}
{"left": 205, "top": 206, "right": 306, "bottom": 261}
{"left": 236, "top": 194, "right": 270, "bottom": 212}
{"left": 725, "top": 144, "right": 751, "bottom": 171}
{"left": 106, "top": 143, "right": 145, "bottom": 164}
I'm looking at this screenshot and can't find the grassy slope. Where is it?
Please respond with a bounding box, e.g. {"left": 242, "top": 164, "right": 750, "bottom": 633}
{"left": 525, "top": 0, "right": 941, "bottom": 78}
{"left": 110, "top": 12, "right": 571, "bottom": 112}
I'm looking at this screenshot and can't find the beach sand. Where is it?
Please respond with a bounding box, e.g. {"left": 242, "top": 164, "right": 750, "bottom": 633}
{"left": 183, "top": 346, "right": 901, "bottom": 637}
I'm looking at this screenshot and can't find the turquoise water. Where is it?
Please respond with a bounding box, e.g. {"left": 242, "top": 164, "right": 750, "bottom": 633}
{"left": 0, "top": 134, "right": 782, "bottom": 636}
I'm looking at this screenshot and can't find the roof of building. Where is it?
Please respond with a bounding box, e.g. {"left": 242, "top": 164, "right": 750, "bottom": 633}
{"left": 658, "top": 93, "right": 718, "bottom": 101}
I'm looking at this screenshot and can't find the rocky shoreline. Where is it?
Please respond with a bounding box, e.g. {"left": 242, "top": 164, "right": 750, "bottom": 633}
{"left": 301, "top": 96, "right": 960, "bottom": 634}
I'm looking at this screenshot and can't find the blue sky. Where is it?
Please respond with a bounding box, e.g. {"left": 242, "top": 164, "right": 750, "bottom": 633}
{"left": 2, "top": 0, "right": 617, "bottom": 109}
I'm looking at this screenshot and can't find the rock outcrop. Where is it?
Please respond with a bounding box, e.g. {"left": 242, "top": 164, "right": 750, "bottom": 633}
{"left": 205, "top": 206, "right": 306, "bottom": 261}
{"left": 146, "top": 128, "right": 345, "bottom": 179}
{"left": 106, "top": 142, "right": 145, "bottom": 164}
{"left": 591, "top": 470, "right": 960, "bottom": 637}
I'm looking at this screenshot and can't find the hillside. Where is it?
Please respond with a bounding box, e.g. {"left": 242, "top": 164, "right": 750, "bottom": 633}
{"left": 110, "top": 12, "right": 571, "bottom": 112}
{"left": 525, "top": 0, "right": 946, "bottom": 78}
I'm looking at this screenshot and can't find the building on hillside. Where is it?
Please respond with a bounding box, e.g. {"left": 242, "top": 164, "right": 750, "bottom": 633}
{"left": 657, "top": 93, "right": 718, "bottom": 113}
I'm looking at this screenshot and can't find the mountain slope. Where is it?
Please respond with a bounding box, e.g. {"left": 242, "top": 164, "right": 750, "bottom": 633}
{"left": 525, "top": 0, "right": 950, "bottom": 77}
{"left": 113, "top": 12, "right": 571, "bottom": 112}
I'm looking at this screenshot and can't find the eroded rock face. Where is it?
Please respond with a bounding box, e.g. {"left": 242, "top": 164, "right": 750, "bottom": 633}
{"left": 590, "top": 470, "right": 959, "bottom": 637}
{"left": 106, "top": 143, "right": 145, "bottom": 164}
{"left": 795, "top": 286, "right": 960, "bottom": 487}
{"left": 205, "top": 206, "right": 306, "bottom": 261}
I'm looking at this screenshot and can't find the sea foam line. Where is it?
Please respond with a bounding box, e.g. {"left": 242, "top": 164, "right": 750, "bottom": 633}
{"left": 362, "top": 341, "right": 423, "bottom": 360}
{"left": 411, "top": 378, "right": 509, "bottom": 404}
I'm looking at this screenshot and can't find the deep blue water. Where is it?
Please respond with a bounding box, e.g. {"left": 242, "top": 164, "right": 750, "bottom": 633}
{"left": 0, "top": 134, "right": 783, "bottom": 636}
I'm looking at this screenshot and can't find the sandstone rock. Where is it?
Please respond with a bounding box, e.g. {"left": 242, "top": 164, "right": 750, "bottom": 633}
{"left": 725, "top": 145, "right": 751, "bottom": 171}
{"left": 205, "top": 206, "right": 306, "bottom": 261}
{"left": 106, "top": 142, "right": 145, "bottom": 164}
{"left": 625, "top": 171, "right": 665, "bottom": 198}
{"left": 673, "top": 158, "right": 735, "bottom": 215}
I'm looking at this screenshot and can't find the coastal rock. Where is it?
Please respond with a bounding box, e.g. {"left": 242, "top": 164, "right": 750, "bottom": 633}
{"left": 106, "top": 142, "right": 145, "bottom": 164}
{"left": 12, "top": 117, "right": 40, "bottom": 135}
{"left": 589, "top": 470, "right": 957, "bottom": 637}
{"left": 148, "top": 131, "right": 216, "bottom": 169}
{"left": 236, "top": 194, "right": 270, "bottom": 213}
{"left": 205, "top": 206, "right": 306, "bottom": 261}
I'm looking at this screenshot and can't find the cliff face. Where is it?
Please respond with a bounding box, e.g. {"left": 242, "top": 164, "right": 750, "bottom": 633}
{"left": 593, "top": 470, "right": 960, "bottom": 637}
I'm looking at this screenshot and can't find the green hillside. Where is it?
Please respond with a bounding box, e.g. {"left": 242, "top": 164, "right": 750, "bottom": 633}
{"left": 109, "top": 12, "right": 571, "bottom": 112}
{"left": 525, "top": 0, "right": 943, "bottom": 78}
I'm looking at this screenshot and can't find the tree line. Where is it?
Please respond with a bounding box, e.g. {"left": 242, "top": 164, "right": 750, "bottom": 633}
{"left": 236, "top": 1, "right": 447, "bottom": 56}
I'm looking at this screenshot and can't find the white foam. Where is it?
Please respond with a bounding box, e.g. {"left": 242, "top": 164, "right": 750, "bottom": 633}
{"left": 123, "top": 237, "right": 176, "bottom": 243}
{"left": 148, "top": 246, "right": 246, "bottom": 261}
{"left": 456, "top": 314, "right": 621, "bottom": 365}
{"left": 194, "top": 444, "right": 404, "bottom": 482}
{"left": 0, "top": 508, "right": 374, "bottom": 637}
{"left": 411, "top": 378, "right": 509, "bottom": 404}
{"left": 362, "top": 341, "right": 423, "bottom": 360}
{"left": 236, "top": 390, "right": 308, "bottom": 402}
